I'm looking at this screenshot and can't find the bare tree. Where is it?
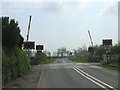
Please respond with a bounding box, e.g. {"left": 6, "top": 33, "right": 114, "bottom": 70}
{"left": 43, "top": 50, "right": 51, "bottom": 57}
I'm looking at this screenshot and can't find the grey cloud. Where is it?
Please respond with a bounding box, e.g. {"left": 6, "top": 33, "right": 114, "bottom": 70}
{"left": 40, "top": 1, "right": 84, "bottom": 13}
{"left": 41, "top": 2, "right": 62, "bottom": 13}
{"left": 103, "top": 3, "right": 118, "bottom": 16}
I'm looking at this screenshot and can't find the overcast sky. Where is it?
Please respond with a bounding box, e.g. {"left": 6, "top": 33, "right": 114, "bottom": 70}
{"left": 1, "top": 0, "right": 119, "bottom": 53}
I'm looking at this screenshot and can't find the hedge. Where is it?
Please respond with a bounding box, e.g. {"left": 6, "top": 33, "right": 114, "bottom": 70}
{"left": 2, "top": 47, "right": 30, "bottom": 85}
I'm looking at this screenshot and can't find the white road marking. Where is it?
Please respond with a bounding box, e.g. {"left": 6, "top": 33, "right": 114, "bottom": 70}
{"left": 37, "top": 68, "right": 44, "bottom": 88}
{"left": 73, "top": 67, "right": 116, "bottom": 90}
{"left": 73, "top": 67, "right": 107, "bottom": 89}
{"left": 76, "top": 68, "right": 116, "bottom": 89}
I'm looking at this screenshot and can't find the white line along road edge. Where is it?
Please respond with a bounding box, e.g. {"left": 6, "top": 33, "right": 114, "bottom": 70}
{"left": 37, "top": 67, "right": 45, "bottom": 88}
{"left": 73, "top": 67, "right": 117, "bottom": 90}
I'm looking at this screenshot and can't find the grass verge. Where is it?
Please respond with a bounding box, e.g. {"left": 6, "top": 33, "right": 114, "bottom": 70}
{"left": 68, "top": 55, "right": 88, "bottom": 63}
{"left": 68, "top": 51, "right": 89, "bottom": 63}
{"left": 40, "top": 58, "right": 54, "bottom": 64}
{"left": 99, "top": 63, "right": 120, "bottom": 72}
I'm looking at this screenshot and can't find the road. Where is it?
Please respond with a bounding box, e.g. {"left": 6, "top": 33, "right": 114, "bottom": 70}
{"left": 38, "top": 58, "right": 118, "bottom": 89}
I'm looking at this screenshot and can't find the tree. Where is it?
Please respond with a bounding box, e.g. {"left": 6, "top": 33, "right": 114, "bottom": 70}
{"left": 57, "top": 49, "right": 61, "bottom": 57}
{"left": 66, "top": 50, "right": 71, "bottom": 56}
{"left": 61, "top": 47, "right": 67, "bottom": 56}
{"left": 2, "top": 17, "right": 21, "bottom": 49}
{"left": 18, "top": 34, "right": 24, "bottom": 49}
{"left": 57, "top": 47, "right": 67, "bottom": 57}
{"left": 0, "top": 17, "right": 2, "bottom": 44}
{"left": 43, "top": 50, "right": 51, "bottom": 57}
{"left": 52, "top": 52, "right": 57, "bottom": 57}
{"left": 111, "top": 45, "right": 120, "bottom": 54}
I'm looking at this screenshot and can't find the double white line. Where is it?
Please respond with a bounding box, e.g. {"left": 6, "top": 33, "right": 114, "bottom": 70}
{"left": 73, "top": 67, "right": 117, "bottom": 90}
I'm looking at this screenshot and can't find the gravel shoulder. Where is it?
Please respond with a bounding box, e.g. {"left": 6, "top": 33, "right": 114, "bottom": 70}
{"left": 4, "top": 65, "right": 44, "bottom": 88}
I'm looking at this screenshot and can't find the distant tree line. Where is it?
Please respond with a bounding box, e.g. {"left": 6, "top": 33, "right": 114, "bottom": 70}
{"left": 52, "top": 47, "right": 72, "bottom": 58}
{"left": 67, "top": 44, "right": 120, "bottom": 63}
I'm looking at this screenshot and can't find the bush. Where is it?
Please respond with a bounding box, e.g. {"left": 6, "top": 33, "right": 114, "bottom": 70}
{"left": 30, "top": 57, "right": 39, "bottom": 65}
{"left": 68, "top": 51, "right": 89, "bottom": 63}
{"left": 2, "top": 50, "right": 11, "bottom": 84}
{"left": 14, "top": 47, "right": 30, "bottom": 76}
{"left": 2, "top": 47, "right": 30, "bottom": 85}
{"left": 38, "top": 52, "right": 47, "bottom": 64}
{"left": 34, "top": 52, "right": 50, "bottom": 64}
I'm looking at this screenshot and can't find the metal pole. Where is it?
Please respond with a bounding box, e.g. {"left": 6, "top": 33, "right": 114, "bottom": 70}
{"left": 26, "top": 15, "right": 32, "bottom": 58}
{"left": 27, "top": 15, "right": 32, "bottom": 41}
{"left": 88, "top": 30, "right": 93, "bottom": 47}
{"left": 88, "top": 30, "right": 95, "bottom": 62}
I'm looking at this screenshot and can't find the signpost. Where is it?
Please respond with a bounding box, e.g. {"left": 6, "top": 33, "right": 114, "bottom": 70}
{"left": 88, "top": 30, "right": 96, "bottom": 62}
{"left": 36, "top": 45, "right": 44, "bottom": 51}
{"left": 102, "top": 39, "right": 112, "bottom": 46}
{"left": 102, "top": 39, "right": 112, "bottom": 63}
{"left": 23, "top": 41, "right": 35, "bottom": 49}
{"left": 36, "top": 45, "right": 44, "bottom": 64}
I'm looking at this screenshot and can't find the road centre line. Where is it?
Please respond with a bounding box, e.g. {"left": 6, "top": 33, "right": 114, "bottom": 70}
{"left": 73, "top": 67, "right": 107, "bottom": 89}
{"left": 73, "top": 67, "right": 117, "bottom": 90}
{"left": 75, "top": 68, "right": 116, "bottom": 89}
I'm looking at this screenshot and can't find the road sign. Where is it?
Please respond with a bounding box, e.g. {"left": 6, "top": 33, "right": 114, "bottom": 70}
{"left": 102, "top": 39, "right": 112, "bottom": 46}
{"left": 36, "top": 45, "right": 44, "bottom": 51}
{"left": 23, "top": 41, "right": 35, "bottom": 49}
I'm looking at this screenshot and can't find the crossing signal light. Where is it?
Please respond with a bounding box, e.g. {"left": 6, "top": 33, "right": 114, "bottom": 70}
{"left": 36, "top": 45, "right": 44, "bottom": 51}
{"left": 23, "top": 41, "right": 35, "bottom": 49}
{"left": 102, "top": 39, "right": 112, "bottom": 46}
{"left": 88, "top": 47, "right": 94, "bottom": 52}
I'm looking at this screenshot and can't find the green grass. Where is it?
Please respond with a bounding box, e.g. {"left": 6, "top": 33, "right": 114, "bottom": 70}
{"left": 68, "top": 55, "right": 88, "bottom": 63}
{"left": 40, "top": 58, "right": 54, "bottom": 64}
{"left": 38, "top": 53, "right": 54, "bottom": 64}
{"left": 100, "top": 63, "right": 120, "bottom": 72}
{"left": 68, "top": 51, "right": 89, "bottom": 63}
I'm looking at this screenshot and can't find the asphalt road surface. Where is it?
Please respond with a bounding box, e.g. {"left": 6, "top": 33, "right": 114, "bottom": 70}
{"left": 38, "top": 58, "right": 118, "bottom": 89}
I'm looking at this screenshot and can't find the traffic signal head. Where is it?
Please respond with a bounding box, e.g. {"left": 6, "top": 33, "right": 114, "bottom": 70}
{"left": 102, "top": 39, "right": 112, "bottom": 46}
{"left": 36, "top": 45, "right": 44, "bottom": 51}
{"left": 88, "top": 47, "right": 94, "bottom": 52}
{"left": 23, "top": 41, "right": 35, "bottom": 49}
